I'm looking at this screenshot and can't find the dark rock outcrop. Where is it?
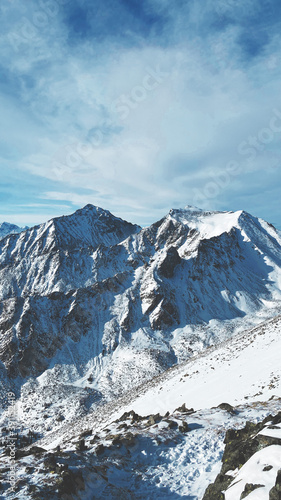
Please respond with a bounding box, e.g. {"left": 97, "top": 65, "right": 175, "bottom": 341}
{"left": 203, "top": 411, "right": 281, "bottom": 499}
{"left": 158, "top": 246, "right": 181, "bottom": 278}
{"left": 241, "top": 483, "right": 265, "bottom": 498}
{"left": 269, "top": 469, "right": 281, "bottom": 499}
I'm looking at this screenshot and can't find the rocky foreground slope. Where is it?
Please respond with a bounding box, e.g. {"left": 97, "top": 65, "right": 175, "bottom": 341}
{"left": 0, "top": 311, "right": 281, "bottom": 499}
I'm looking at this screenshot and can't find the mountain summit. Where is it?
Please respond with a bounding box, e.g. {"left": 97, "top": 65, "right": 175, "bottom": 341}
{"left": 0, "top": 205, "right": 140, "bottom": 299}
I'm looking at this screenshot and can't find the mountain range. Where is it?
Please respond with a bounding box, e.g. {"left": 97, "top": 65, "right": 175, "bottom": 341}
{"left": 0, "top": 222, "right": 27, "bottom": 241}
{"left": 0, "top": 204, "right": 280, "bottom": 499}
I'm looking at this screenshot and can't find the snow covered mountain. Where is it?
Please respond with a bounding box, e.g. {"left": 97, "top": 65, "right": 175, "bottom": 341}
{"left": 0, "top": 204, "right": 281, "bottom": 498}
{"left": 0, "top": 204, "right": 140, "bottom": 300}
{"left": 0, "top": 222, "right": 27, "bottom": 240}
{"left": 0, "top": 205, "right": 280, "bottom": 387}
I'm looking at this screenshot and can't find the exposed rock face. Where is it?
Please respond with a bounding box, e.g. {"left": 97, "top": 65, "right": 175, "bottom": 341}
{"left": 241, "top": 483, "right": 265, "bottom": 498}
{"left": 269, "top": 469, "right": 281, "bottom": 499}
{"left": 158, "top": 246, "right": 181, "bottom": 278}
{"left": 0, "top": 273, "right": 130, "bottom": 378}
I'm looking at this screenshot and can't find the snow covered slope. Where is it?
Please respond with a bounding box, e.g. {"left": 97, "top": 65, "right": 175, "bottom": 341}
{"left": 23, "top": 313, "right": 281, "bottom": 449}
{"left": 1, "top": 312, "right": 281, "bottom": 499}
{"left": 225, "top": 440, "right": 281, "bottom": 500}
{"left": 126, "top": 314, "right": 281, "bottom": 415}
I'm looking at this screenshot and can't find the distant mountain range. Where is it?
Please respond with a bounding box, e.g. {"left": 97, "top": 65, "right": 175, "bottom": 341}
{"left": 0, "top": 221, "right": 28, "bottom": 240}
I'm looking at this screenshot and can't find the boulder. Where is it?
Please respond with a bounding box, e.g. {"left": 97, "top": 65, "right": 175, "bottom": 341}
{"left": 218, "top": 403, "right": 236, "bottom": 415}
{"left": 179, "top": 421, "right": 189, "bottom": 433}
{"left": 175, "top": 403, "right": 194, "bottom": 414}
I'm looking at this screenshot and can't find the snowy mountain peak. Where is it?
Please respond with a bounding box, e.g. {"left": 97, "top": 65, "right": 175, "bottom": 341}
{"left": 166, "top": 207, "right": 279, "bottom": 246}
{"left": 166, "top": 207, "right": 243, "bottom": 240}
{"left": 50, "top": 204, "right": 140, "bottom": 250}
{"left": 184, "top": 205, "right": 204, "bottom": 211}
{"left": 0, "top": 221, "right": 28, "bottom": 240}
{"left": 64, "top": 203, "right": 113, "bottom": 218}
{"left": 53, "top": 203, "right": 139, "bottom": 228}
{"left": 0, "top": 206, "right": 140, "bottom": 299}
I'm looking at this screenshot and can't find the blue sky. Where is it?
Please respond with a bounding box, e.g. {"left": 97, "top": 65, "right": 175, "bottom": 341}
{"left": 0, "top": 0, "right": 281, "bottom": 227}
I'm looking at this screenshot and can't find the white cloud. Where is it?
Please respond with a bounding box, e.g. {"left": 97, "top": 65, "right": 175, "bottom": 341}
{"left": 1, "top": 0, "right": 281, "bottom": 226}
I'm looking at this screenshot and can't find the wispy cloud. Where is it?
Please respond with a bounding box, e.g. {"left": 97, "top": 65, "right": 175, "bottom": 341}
{"left": 0, "top": 0, "right": 281, "bottom": 227}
